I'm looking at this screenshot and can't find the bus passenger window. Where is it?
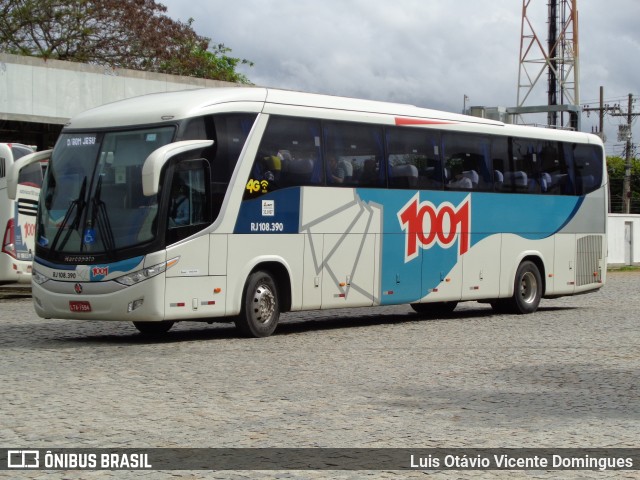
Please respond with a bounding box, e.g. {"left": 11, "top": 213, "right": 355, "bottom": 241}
{"left": 507, "top": 138, "right": 542, "bottom": 193}
{"left": 442, "top": 133, "right": 493, "bottom": 191}
{"left": 245, "top": 116, "right": 322, "bottom": 198}
{"left": 386, "top": 127, "right": 441, "bottom": 190}
{"left": 572, "top": 144, "right": 603, "bottom": 195}
{"left": 324, "top": 121, "right": 385, "bottom": 188}
{"left": 538, "top": 142, "right": 566, "bottom": 194}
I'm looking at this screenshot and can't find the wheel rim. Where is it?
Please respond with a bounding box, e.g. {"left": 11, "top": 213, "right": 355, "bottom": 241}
{"left": 519, "top": 271, "right": 538, "bottom": 304}
{"left": 251, "top": 282, "right": 276, "bottom": 324}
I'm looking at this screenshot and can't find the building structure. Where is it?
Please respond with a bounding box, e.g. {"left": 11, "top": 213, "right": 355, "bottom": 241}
{"left": 0, "top": 53, "right": 239, "bottom": 149}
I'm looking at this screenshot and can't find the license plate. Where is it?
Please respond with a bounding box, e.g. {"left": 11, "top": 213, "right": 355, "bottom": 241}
{"left": 69, "top": 301, "right": 92, "bottom": 312}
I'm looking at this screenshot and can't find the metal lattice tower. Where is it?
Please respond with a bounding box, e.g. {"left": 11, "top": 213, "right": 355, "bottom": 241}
{"left": 515, "top": 0, "right": 580, "bottom": 129}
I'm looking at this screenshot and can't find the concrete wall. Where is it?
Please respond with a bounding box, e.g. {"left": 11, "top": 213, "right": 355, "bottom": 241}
{"left": 0, "top": 53, "right": 240, "bottom": 125}
{"left": 608, "top": 214, "right": 640, "bottom": 266}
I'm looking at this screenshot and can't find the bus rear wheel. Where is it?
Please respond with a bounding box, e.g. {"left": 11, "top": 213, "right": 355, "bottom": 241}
{"left": 133, "top": 320, "right": 174, "bottom": 335}
{"left": 493, "top": 260, "right": 542, "bottom": 314}
{"left": 235, "top": 270, "right": 280, "bottom": 338}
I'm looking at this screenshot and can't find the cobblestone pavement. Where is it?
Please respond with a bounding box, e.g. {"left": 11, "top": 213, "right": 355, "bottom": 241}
{"left": 1, "top": 271, "right": 639, "bottom": 480}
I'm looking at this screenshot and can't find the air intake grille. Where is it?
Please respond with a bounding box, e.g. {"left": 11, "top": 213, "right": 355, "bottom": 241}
{"left": 576, "top": 235, "right": 603, "bottom": 286}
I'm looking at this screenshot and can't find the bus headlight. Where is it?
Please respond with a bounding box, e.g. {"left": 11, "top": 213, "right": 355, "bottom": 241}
{"left": 114, "top": 257, "right": 179, "bottom": 286}
{"left": 32, "top": 268, "right": 49, "bottom": 285}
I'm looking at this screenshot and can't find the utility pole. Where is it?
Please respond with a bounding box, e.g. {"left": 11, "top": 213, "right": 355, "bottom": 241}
{"left": 583, "top": 86, "right": 610, "bottom": 139}
{"left": 584, "top": 89, "right": 639, "bottom": 213}
{"left": 608, "top": 94, "right": 639, "bottom": 213}
{"left": 623, "top": 94, "right": 634, "bottom": 213}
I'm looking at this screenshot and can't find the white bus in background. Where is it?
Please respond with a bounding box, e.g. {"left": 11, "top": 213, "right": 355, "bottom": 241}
{"left": 0, "top": 143, "right": 48, "bottom": 283}
{"left": 9, "top": 88, "right": 607, "bottom": 336}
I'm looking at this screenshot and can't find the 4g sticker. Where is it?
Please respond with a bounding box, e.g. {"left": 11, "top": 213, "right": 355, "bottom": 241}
{"left": 398, "top": 193, "right": 471, "bottom": 263}
{"left": 246, "top": 178, "right": 269, "bottom": 194}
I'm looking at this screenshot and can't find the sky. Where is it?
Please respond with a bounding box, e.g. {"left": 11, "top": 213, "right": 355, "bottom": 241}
{"left": 160, "top": 0, "right": 640, "bottom": 157}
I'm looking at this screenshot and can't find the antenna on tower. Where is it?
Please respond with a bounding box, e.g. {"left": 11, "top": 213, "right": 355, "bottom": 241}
{"left": 514, "top": 0, "right": 580, "bottom": 130}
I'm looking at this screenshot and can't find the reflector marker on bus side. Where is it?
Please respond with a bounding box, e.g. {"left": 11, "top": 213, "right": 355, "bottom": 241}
{"left": 201, "top": 301, "right": 216, "bottom": 306}
{"left": 394, "top": 117, "right": 457, "bottom": 127}
{"left": 166, "top": 257, "right": 180, "bottom": 269}
{"left": 170, "top": 302, "right": 186, "bottom": 307}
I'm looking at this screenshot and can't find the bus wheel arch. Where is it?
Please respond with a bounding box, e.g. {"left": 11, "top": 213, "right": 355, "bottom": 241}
{"left": 252, "top": 261, "right": 292, "bottom": 313}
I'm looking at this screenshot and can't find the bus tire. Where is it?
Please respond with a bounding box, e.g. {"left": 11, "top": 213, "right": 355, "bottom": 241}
{"left": 133, "top": 320, "right": 174, "bottom": 335}
{"left": 506, "top": 260, "right": 542, "bottom": 314}
{"left": 410, "top": 301, "right": 458, "bottom": 316}
{"left": 235, "top": 270, "right": 280, "bottom": 338}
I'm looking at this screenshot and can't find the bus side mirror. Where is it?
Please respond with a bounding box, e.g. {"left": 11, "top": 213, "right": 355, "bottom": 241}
{"left": 7, "top": 149, "right": 52, "bottom": 200}
{"left": 142, "top": 140, "right": 214, "bottom": 196}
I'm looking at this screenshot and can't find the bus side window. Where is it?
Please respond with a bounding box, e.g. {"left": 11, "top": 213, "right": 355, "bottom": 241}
{"left": 442, "top": 133, "right": 493, "bottom": 191}
{"left": 324, "top": 121, "right": 385, "bottom": 188}
{"left": 166, "top": 160, "right": 211, "bottom": 244}
{"left": 538, "top": 141, "right": 566, "bottom": 195}
{"left": 386, "top": 127, "right": 441, "bottom": 190}
{"left": 206, "top": 113, "right": 257, "bottom": 215}
{"left": 572, "top": 143, "right": 603, "bottom": 195}
{"left": 244, "top": 116, "right": 322, "bottom": 199}
{"left": 507, "top": 138, "right": 542, "bottom": 193}
{"left": 491, "top": 136, "right": 509, "bottom": 192}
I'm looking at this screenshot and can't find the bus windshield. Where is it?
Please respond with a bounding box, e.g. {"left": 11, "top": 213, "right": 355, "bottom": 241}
{"left": 37, "top": 127, "right": 175, "bottom": 255}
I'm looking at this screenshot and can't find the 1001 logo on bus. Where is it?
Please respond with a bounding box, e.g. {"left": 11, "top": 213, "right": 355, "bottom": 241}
{"left": 397, "top": 194, "right": 471, "bottom": 263}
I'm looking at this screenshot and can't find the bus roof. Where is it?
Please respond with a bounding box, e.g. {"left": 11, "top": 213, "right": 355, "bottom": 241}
{"left": 65, "top": 87, "right": 267, "bottom": 130}
{"left": 64, "top": 87, "right": 504, "bottom": 130}
{"left": 63, "top": 87, "right": 600, "bottom": 144}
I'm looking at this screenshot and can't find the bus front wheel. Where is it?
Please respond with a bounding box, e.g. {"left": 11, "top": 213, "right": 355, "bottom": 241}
{"left": 494, "top": 260, "right": 542, "bottom": 314}
{"left": 235, "top": 270, "right": 280, "bottom": 338}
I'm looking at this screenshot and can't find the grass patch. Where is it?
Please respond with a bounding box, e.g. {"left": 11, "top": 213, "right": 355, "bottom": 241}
{"left": 608, "top": 265, "right": 640, "bottom": 272}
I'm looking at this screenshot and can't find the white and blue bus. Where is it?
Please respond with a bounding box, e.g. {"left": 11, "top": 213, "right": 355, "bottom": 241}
{"left": 10, "top": 88, "right": 607, "bottom": 336}
{"left": 0, "top": 143, "right": 48, "bottom": 283}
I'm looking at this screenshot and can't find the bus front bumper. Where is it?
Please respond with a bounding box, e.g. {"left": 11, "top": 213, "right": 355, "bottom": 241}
{"left": 31, "top": 275, "right": 166, "bottom": 322}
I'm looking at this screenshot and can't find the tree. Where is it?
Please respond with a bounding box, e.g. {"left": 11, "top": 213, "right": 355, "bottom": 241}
{"left": 607, "top": 156, "right": 640, "bottom": 213}
{"left": 0, "top": 0, "right": 253, "bottom": 83}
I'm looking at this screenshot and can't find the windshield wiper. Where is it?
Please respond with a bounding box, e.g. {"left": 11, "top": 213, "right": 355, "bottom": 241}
{"left": 50, "top": 177, "right": 87, "bottom": 253}
{"left": 92, "top": 176, "right": 117, "bottom": 257}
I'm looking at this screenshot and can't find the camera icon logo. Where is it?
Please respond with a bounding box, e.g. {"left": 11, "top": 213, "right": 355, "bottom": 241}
{"left": 7, "top": 450, "right": 39, "bottom": 468}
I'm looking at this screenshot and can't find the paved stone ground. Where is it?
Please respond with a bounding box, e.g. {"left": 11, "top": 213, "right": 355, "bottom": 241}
{"left": 1, "top": 271, "right": 639, "bottom": 479}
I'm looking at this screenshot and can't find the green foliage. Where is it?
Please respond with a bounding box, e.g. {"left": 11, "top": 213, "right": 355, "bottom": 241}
{"left": 0, "top": 0, "right": 253, "bottom": 83}
{"left": 606, "top": 156, "right": 640, "bottom": 178}
{"left": 607, "top": 156, "right": 640, "bottom": 213}
{"left": 160, "top": 40, "right": 253, "bottom": 84}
